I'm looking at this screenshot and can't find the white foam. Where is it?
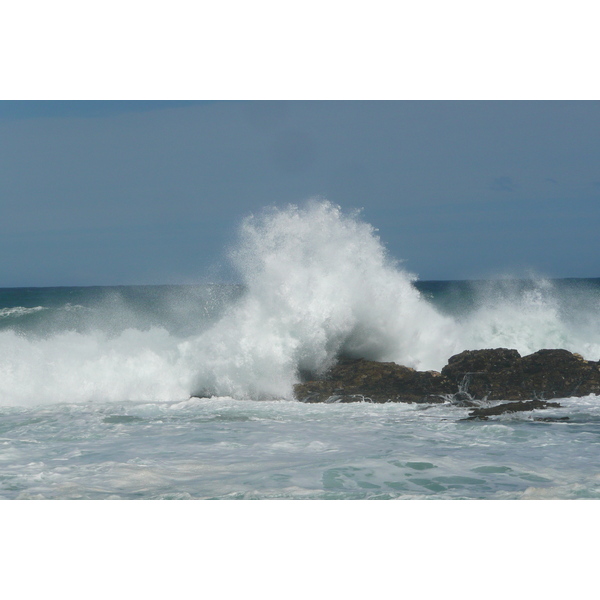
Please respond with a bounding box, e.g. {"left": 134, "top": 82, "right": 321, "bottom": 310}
{"left": 460, "top": 279, "right": 600, "bottom": 360}
{"left": 0, "top": 306, "right": 46, "bottom": 319}
{"left": 1, "top": 199, "right": 600, "bottom": 405}
{"left": 0, "top": 327, "right": 190, "bottom": 406}
{"left": 186, "top": 201, "right": 600, "bottom": 398}
{"left": 187, "top": 201, "right": 461, "bottom": 398}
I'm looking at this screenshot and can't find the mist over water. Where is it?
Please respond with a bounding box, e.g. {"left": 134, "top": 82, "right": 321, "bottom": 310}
{"left": 1, "top": 200, "right": 600, "bottom": 406}
{"left": 187, "top": 201, "right": 460, "bottom": 399}
{"left": 3, "top": 201, "right": 600, "bottom": 500}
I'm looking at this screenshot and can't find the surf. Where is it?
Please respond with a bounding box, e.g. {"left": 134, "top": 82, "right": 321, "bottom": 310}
{"left": 1, "top": 199, "right": 599, "bottom": 405}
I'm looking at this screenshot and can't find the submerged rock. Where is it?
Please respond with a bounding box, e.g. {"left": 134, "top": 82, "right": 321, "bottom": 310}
{"left": 464, "top": 399, "right": 562, "bottom": 420}
{"left": 293, "top": 348, "right": 600, "bottom": 405}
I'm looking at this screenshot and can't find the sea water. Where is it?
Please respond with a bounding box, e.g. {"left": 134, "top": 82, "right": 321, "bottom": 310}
{"left": 2, "top": 201, "right": 600, "bottom": 499}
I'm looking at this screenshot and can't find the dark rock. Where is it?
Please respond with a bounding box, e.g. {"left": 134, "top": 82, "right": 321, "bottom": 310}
{"left": 448, "top": 390, "right": 480, "bottom": 407}
{"left": 293, "top": 357, "right": 454, "bottom": 403}
{"left": 464, "top": 399, "right": 562, "bottom": 420}
{"left": 441, "top": 348, "right": 525, "bottom": 400}
{"left": 293, "top": 348, "right": 600, "bottom": 405}
{"left": 441, "top": 348, "right": 600, "bottom": 401}
{"left": 520, "top": 349, "right": 600, "bottom": 397}
{"left": 443, "top": 348, "right": 522, "bottom": 377}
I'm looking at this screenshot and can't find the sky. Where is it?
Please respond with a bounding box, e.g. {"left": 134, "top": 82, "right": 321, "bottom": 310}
{"left": 3, "top": 1, "right": 599, "bottom": 586}
{"left": 1, "top": 100, "right": 600, "bottom": 286}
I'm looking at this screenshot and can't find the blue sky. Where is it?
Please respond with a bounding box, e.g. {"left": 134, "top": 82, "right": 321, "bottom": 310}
{"left": 1, "top": 100, "right": 599, "bottom": 286}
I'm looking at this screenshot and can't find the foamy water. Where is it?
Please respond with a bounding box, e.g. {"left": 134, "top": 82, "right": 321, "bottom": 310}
{"left": 2, "top": 200, "right": 599, "bottom": 405}
{"left": 1, "top": 200, "right": 600, "bottom": 499}
{"left": 3, "top": 395, "right": 600, "bottom": 499}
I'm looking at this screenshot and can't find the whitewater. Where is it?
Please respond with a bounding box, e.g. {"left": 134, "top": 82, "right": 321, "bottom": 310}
{"left": 2, "top": 201, "right": 600, "bottom": 499}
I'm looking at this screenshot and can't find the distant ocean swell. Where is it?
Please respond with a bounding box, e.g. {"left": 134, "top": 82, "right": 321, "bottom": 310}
{"left": 1, "top": 200, "right": 600, "bottom": 406}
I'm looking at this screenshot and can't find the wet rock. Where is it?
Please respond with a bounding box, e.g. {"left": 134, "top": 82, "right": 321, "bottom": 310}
{"left": 448, "top": 390, "right": 480, "bottom": 407}
{"left": 293, "top": 357, "right": 454, "bottom": 403}
{"left": 520, "top": 349, "right": 600, "bottom": 397}
{"left": 443, "top": 348, "right": 522, "bottom": 376}
{"left": 293, "top": 348, "right": 600, "bottom": 404}
{"left": 464, "top": 399, "right": 562, "bottom": 420}
{"left": 441, "top": 348, "right": 600, "bottom": 401}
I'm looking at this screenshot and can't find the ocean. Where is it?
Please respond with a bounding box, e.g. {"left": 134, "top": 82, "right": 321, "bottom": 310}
{"left": 2, "top": 201, "right": 600, "bottom": 500}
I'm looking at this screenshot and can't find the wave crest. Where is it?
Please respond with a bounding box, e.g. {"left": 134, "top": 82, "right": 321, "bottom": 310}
{"left": 2, "top": 199, "right": 600, "bottom": 405}
{"left": 188, "top": 201, "right": 460, "bottom": 398}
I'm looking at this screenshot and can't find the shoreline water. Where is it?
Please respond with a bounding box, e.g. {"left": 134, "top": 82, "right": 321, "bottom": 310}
{"left": 2, "top": 204, "right": 600, "bottom": 499}
{"left": 2, "top": 280, "right": 600, "bottom": 499}
{"left": 2, "top": 393, "right": 599, "bottom": 500}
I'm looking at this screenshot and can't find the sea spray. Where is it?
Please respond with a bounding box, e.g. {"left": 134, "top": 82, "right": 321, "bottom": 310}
{"left": 459, "top": 278, "right": 600, "bottom": 359}
{"left": 1, "top": 199, "right": 600, "bottom": 406}
{"left": 0, "top": 327, "right": 190, "bottom": 405}
{"left": 188, "top": 201, "right": 461, "bottom": 399}
{"left": 0, "top": 285, "right": 237, "bottom": 405}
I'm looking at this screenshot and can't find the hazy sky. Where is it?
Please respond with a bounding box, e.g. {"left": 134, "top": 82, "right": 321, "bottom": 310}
{"left": 1, "top": 100, "right": 599, "bottom": 286}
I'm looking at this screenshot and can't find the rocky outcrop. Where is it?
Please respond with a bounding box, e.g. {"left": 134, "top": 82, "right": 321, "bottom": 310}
{"left": 294, "top": 357, "right": 454, "bottom": 404}
{"left": 293, "top": 348, "right": 600, "bottom": 406}
{"left": 442, "top": 348, "right": 600, "bottom": 401}
{"left": 464, "top": 399, "right": 562, "bottom": 420}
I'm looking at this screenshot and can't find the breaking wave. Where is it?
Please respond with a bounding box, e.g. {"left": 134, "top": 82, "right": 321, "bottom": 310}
{"left": 0, "top": 306, "right": 47, "bottom": 319}
{"left": 1, "top": 200, "right": 599, "bottom": 405}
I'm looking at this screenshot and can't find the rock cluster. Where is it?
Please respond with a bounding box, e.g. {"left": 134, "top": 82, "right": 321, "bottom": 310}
{"left": 293, "top": 348, "right": 600, "bottom": 411}
{"left": 294, "top": 357, "right": 453, "bottom": 404}
{"left": 442, "top": 348, "right": 600, "bottom": 401}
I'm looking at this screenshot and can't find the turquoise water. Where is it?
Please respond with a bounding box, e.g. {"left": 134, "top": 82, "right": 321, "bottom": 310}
{"left": 2, "top": 394, "right": 600, "bottom": 499}
{"left": 2, "top": 278, "right": 600, "bottom": 499}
